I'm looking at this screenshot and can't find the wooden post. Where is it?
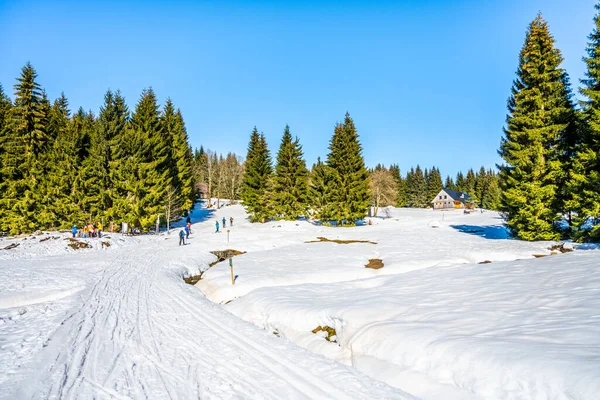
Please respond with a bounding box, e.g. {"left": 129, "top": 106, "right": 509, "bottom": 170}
{"left": 227, "top": 229, "right": 230, "bottom": 243}
{"left": 229, "top": 258, "right": 234, "bottom": 285}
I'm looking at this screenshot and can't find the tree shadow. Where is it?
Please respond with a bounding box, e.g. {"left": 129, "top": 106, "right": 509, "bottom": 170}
{"left": 450, "top": 224, "right": 510, "bottom": 240}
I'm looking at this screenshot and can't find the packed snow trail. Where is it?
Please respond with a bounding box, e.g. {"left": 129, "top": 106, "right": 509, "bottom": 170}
{"left": 5, "top": 238, "right": 409, "bottom": 399}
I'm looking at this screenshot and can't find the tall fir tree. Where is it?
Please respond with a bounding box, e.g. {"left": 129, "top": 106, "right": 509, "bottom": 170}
{"left": 455, "top": 171, "right": 465, "bottom": 192}
{"left": 426, "top": 166, "right": 443, "bottom": 203}
{"left": 0, "top": 84, "right": 13, "bottom": 200}
{"left": 242, "top": 131, "right": 273, "bottom": 222}
{"left": 499, "top": 14, "right": 577, "bottom": 240}
{"left": 406, "top": 165, "right": 427, "bottom": 207}
{"left": 326, "top": 113, "right": 370, "bottom": 224}
{"left": 272, "top": 125, "right": 309, "bottom": 220}
{"left": 569, "top": 2, "right": 600, "bottom": 241}
{"left": 445, "top": 175, "right": 455, "bottom": 190}
{"left": 0, "top": 63, "right": 50, "bottom": 233}
{"left": 309, "top": 157, "right": 334, "bottom": 222}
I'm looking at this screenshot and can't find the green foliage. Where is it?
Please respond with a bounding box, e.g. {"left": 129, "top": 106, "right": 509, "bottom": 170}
{"left": 426, "top": 166, "right": 443, "bottom": 204}
{"left": 325, "top": 113, "right": 370, "bottom": 224}
{"left": 309, "top": 157, "right": 334, "bottom": 222}
{"left": 0, "top": 64, "right": 196, "bottom": 234}
{"left": 499, "top": 14, "right": 577, "bottom": 241}
{"left": 570, "top": 3, "right": 600, "bottom": 241}
{"left": 242, "top": 129, "right": 273, "bottom": 222}
{"left": 405, "top": 165, "right": 427, "bottom": 207}
{"left": 272, "top": 125, "right": 309, "bottom": 220}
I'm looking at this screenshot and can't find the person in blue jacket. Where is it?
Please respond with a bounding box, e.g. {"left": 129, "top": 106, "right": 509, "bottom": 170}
{"left": 215, "top": 220, "right": 220, "bottom": 233}
{"left": 184, "top": 225, "right": 190, "bottom": 239}
{"left": 179, "top": 229, "right": 185, "bottom": 246}
{"left": 71, "top": 225, "right": 77, "bottom": 238}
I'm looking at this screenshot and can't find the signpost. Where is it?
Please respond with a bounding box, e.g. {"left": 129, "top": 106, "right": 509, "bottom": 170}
{"left": 227, "top": 229, "right": 230, "bottom": 243}
{"left": 229, "top": 258, "right": 235, "bottom": 285}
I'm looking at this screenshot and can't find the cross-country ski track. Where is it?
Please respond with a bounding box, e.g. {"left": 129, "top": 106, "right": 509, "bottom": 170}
{"left": 2, "top": 237, "right": 408, "bottom": 400}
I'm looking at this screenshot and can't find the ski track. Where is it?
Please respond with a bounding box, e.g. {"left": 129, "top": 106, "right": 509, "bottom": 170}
{"left": 10, "top": 241, "right": 407, "bottom": 400}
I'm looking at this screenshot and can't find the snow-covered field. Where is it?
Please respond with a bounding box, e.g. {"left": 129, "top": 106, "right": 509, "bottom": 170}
{"left": 1, "top": 202, "right": 599, "bottom": 399}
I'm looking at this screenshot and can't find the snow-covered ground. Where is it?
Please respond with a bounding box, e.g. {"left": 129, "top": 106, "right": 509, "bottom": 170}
{"left": 1, "top": 202, "right": 599, "bottom": 399}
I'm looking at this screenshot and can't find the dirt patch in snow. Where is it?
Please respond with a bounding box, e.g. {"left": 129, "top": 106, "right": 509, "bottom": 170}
{"left": 65, "top": 238, "right": 91, "bottom": 250}
{"left": 306, "top": 237, "right": 377, "bottom": 245}
{"left": 479, "top": 260, "right": 492, "bottom": 264}
{"left": 365, "top": 259, "right": 384, "bottom": 269}
{"left": 312, "top": 325, "right": 338, "bottom": 343}
{"left": 184, "top": 273, "right": 204, "bottom": 285}
{"left": 1, "top": 243, "right": 20, "bottom": 250}
{"left": 549, "top": 243, "right": 573, "bottom": 253}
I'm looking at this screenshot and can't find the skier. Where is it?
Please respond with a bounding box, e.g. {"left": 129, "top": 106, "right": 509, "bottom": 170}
{"left": 230, "top": 217, "right": 233, "bottom": 227}
{"left": 186, "top": 215, "right": 191, "bottom": 225}
{"left": 179, "top": 229, "right": 185, "bottom": 246}
{"left": 185, "top": 225, "right": 190, "bottom": 239}
{"left": 187, "top": 222, "right": 192, "bottom": 234}
{"left": 215, "top": 220, "right": 220, "bottom": 233}
{"left": 71, "top": 225, "right": 77, "bottom": 238}
{"left": 222, "top": 217, "right": 226, "bottom": 228}
{"left": 97, "top": 222, "right": 103, "bottom": 238}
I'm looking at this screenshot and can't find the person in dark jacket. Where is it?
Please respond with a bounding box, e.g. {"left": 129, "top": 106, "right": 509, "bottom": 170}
{"left": 179, "top": 229, "right": 185, "bottom": 245}
{"left": 230, "top": 217, "right": 233, "bottom": 226}
{"left": 186, "top": 215, "right": 191, "bottom": 225}
{"left": 215, "top": 221, "right": 220, "bottom": 233}
{"left": 222, "top": 217, "right": 226, "bottom": 228}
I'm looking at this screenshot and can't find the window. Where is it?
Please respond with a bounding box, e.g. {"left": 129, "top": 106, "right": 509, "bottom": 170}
{"left": 439, "top": 195, "right": 442, "bottom": 199}
{"left": 444, "top": 195, "right": 447, "bottom": 199}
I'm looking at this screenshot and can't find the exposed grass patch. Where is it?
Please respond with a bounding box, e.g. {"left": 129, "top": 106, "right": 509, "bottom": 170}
{"left": 365, "top": 259, "right": 384, "bottom": 269}
{"left": 479, "top": 260, "right": 492, "bottom": 264}
{"left": 184, "top": 272, "right": 204, "bottom": 285}
{"left": 101, "top": 241, "right": 111, "bottom": 248}
{"left": 1, "top": 243, "right": 19, "bottom": 250}
{"left": 549, "top": 243, "right": 573, "bottom": 253}
{"left": 533, "top": 254, "right": 547, "bottom": 258}
{"left": 209, "top": 249, "right": 246, "bottom": 267}
{"left": 312, "top": 325, "right": 337, "bottom": 343}
{"left": 306, "top": 237, "right": 377, "bottom": 245}
{"left": 65, "top": 238, "right": 91, "bottom": 250}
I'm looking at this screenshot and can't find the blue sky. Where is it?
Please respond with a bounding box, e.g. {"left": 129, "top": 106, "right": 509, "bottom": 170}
{"left": 0, "top": 0, "right": 596, "bottom": 178}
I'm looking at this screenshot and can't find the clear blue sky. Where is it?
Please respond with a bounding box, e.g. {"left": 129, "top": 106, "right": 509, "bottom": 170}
{"left": 0, "top": 0, "right": 596, "bottom": 178}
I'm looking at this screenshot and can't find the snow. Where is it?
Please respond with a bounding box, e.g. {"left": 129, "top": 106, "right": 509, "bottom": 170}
{"left": 1, "top": 202, "right": 599, "bottom": 399}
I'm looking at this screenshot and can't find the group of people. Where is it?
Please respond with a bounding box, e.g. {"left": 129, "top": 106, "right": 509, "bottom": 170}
{"left": 178, "top": 215, "right": 235, "bottom": 245}
{"left": 71, "top": 223, "right": 103, "bottom": 239}
{"left": 215, "top": 216, "right": 233, "bottom": 233}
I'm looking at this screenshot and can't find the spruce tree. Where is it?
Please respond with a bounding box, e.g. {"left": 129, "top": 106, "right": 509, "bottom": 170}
{"left": 241, "top": 127, "right": 260, "bottom": 207}
{"left": 426, "top": 166, "right": 443, "bottom": 203}
{"left": 326, "top": 113, "right": 370, "bottom": 224}
{"left": 570, "top": 2, "right": 600, "bottom": 241}
{"left": 455, "top": 171, "right": 465, "bottom": 192}
{"left": 499, "top": 14, "right": 576, "bottom": 241}
{"left": 445, "top": 175, "right": 455, "bottom": 190}
{"left": 242, "top": 131, "right": 273, "bottom": 222}
{"left": 309, "top": 157, "right": 334, "bottom": 222}
{"left": 406, "top": 165, "right": 427, "bottom": 207}
{"left": 0, "top": 63, "right": 49, "bottom": 233}
{"left": 0, "top": 84, "right": 13, "bottom": 199}
{"left": 272, "top": 125, "right": 309, "bottom": 220}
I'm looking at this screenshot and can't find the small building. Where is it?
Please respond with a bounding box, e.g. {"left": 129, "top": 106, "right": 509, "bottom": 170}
{"left": 431, "top": 188, "right": 472, "bottom": 209}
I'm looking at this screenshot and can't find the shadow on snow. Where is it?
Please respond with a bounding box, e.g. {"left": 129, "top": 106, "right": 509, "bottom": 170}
{"left": 450, "top": 224, "right": 510, "bottom": 240}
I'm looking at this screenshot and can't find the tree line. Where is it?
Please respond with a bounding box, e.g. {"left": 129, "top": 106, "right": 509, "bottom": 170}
{"left": 0, "top": 63, "right": 195, "bottom": 234}
{"left": 368, "top": 165, "right": 501, "bottom": 216}
{"left": 239, "top": 113, "right": 370, "bottom": 225}
{"left": 499, "top": 7, "right": 600, "bottom": 242}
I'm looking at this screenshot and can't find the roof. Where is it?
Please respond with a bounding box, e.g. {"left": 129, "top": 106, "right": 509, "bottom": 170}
{"left": 443, "top": 189, "right": 471, "bottom": 202}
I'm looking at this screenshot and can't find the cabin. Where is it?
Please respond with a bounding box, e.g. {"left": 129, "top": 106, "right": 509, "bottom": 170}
{"left": 431, "top": 188, "right": 472, "bottom": 209}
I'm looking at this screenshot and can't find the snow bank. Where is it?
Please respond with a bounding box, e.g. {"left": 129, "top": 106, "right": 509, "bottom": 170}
{"left": 227, "top": 250, "right": 600, "bottom": 399}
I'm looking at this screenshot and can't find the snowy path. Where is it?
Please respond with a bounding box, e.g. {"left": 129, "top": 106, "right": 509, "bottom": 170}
{"left": 3, "top": 239, "right": 408, "bottom": 399}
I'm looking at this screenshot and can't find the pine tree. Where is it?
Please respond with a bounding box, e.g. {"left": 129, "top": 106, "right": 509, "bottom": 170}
{"left": 0, "top": 63, "right": 49, "bottom": 233}
{"left": 389, "top": 164, "right": 406, "bottom": 207}
{"left": 309, "top": 157, "right": 334, "bottom": 222}
{"left": 406, "top": 165, "right": 427, "bottom": 207}
{"left": 499, "top": 14, "right": 576, "bottom": 241}
{"left": 465, "top": 169, "right": 477, "bottom": 199}
{"left": 242, "top": 131, "right": 273, "bottom": 222}
{"left": 455, "top": 171, "right": 465, "bottom": 192}
{"left": 570, "top": 2, "right": 600, "bottom": 241}
{"left": 272, "top": 125, "right": 309, "bottom": 220}
{"left": 161, "top": 100, "right": 194, "bottom": 216}
{"left": 445, "top": 175, "right": 455, "bottom": 190}
{"left": 0, "top": 84, "right": 13, "bottom": 202}
{"left": 426, "top": 166, "right": 443, "bottom": 203}
{"left": 241, "top": 127, "right": 260, "bottom": 207}
{"left": 326, "top": 113, "right": 370, "bottom": 224}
